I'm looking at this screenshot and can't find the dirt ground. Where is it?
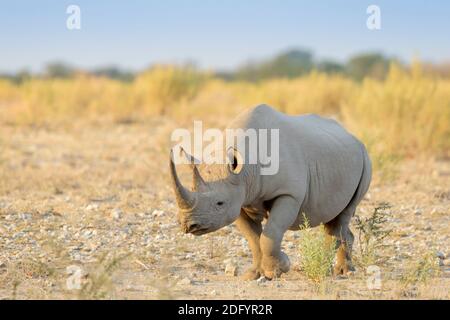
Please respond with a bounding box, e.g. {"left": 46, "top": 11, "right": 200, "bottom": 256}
{"left": 0, "top": 119, "right": 449, "bottom": 299}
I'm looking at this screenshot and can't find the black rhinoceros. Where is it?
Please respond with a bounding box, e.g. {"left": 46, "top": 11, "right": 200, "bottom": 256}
{"left": 169, "top": 104, "right": 372, "bottom": 280}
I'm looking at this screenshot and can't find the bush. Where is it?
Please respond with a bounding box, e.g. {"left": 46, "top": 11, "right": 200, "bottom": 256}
{"left": 298, "top": 217, "right": 336, "bottom": 283}
{"left": 353, "top": 203, "right": 392, "bottom": 267}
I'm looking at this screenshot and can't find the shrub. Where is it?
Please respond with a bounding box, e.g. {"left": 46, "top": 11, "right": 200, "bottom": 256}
{"left": 353, "top": 203, "right": 392, "bottom": 267}
{"left": 298, "top": 217, "right": 336, "bottom": 283}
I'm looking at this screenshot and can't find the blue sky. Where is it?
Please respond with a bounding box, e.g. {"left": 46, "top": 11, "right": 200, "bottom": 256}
{"left": 1, "top": 0, "right": 449, "bottom": 73}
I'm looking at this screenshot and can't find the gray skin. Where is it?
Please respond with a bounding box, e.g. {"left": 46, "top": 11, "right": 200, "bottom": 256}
{"left": 169, "top": 104, "right": 372, "bottom": 280}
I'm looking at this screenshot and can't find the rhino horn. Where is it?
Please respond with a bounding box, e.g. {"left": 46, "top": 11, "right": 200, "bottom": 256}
{"left": 192, "top": 165, "right": 208, "bottom": 191}
{"left": 169, "top": 149, "right": 196, "bottom": 210}
{"left": 179, "top": 147, "right": 208, "bottom": 192}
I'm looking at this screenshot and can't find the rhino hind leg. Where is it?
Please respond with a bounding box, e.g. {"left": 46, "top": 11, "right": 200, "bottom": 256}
{"left": 324, "top": 207, "right": 356, "bottom": 276}
{"left": 326, "top": 144, "right": 371, "bottom": 276}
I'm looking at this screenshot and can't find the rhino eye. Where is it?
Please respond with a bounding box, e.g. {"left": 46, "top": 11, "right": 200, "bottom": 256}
{"left": 216, "top": 201, "right": 224, "bottom": 206}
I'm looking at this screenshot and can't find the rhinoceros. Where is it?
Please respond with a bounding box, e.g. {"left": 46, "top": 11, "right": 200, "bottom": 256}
{"left": 169, "top": 104, "right": 372, "bottom": 280}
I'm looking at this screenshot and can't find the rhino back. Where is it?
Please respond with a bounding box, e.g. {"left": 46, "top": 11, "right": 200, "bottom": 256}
{"left": 234, "top": 106, "right": 365, "bottom": 226}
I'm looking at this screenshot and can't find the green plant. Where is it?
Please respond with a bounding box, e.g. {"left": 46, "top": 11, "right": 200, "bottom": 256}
{"left": 78, "top": 253, "right": 129, "bottom": 299}
{"left": 401, "top": 252, "right": 440, "bottom": 286}
{"left": 400, "top": 252, "right": 441, "bottom": 297}
{"left": 298, "top": 216, "right": 336, "bottom": 283}
{"left": 354, "top": 203, "right": 392, "bottom": 267}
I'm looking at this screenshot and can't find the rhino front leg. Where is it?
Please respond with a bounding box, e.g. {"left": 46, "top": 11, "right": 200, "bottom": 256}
{"left": 235, "top": 209, "right": 263, "bottom": 280}
{"left": 260, "top": 195, "right": 300, "bottom": 279}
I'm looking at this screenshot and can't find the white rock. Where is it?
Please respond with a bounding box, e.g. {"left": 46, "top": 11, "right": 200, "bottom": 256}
{"left": 210, "top": 290, "right": 217, "bottom": 296}
{"left": 81, "top": 230, "right": 93, "bottom": 239}
{"left": 225, "top": 263, "right": 238, "bottom": 276}
{"left": 185, "top": 253, "right": 194, "bottom": 259}
{"left": 71, "top": 252, "right": 82, "bottom": 261}
{"left": 19, "top": 212, "right": 32, "bottom": 221}
{"left": 111, "top": 208, "right": 122, "bottom": 220}
{"left": 152, "top": 209, "right": 165, "bottom": 217}
{"left": 86, "top": 203, "right": 99, "bottom": 211}
{"left": 256, "top": 276, "right": 267, "bottom": 284}
{"left": 178, "top": 277, "right": 192, "bottom": 286}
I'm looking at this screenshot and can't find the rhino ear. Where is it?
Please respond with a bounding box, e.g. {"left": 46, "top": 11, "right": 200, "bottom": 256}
{"left": 227, "top": 147, "right": 244, "bottom": 175}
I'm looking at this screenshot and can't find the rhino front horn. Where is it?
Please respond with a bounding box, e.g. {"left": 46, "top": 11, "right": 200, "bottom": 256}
{"left": 169, "top": 149, "right": 197, "bottom": 210}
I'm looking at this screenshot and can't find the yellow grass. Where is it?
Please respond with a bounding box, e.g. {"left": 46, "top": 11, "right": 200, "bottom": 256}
{"left": 1, "top": 63, "right": 449, "bottom": 176}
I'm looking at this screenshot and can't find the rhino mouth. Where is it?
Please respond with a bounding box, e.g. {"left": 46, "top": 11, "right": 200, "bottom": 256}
{"left": 190, "top": 226, "right": 211, "bottom": 236}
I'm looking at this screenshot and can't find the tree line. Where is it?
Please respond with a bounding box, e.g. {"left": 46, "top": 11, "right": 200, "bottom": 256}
{"left": 2, "top": 48, "right": 449, "bottom": 83}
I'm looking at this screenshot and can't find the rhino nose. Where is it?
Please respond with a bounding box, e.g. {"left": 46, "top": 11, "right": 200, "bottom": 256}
{"left": 186, "top": 223, "right": 201, "bottom": 233}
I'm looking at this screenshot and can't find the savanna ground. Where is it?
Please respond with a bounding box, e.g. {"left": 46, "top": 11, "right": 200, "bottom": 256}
{"left": 0, "top": 64, "right": 449, "bottom": 299}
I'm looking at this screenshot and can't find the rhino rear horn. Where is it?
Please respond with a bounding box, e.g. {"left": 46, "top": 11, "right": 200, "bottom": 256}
{"left": 179, "top": 147, "right": 208, "bottom": 192}
{"left": 169, "top": 149, "right": 197, "bottom": 210}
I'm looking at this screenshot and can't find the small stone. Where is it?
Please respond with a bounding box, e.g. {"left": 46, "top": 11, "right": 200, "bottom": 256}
{"left": 256, "top": 276, "right": 267, "bottom": 284}
{"left": 436, "top": 251, "right": 445, "bottom": 259}
{"left": 0, "top": 261, "right": 6, "bottom": 269}
{"left": 71, "top": 252, "right": 82, "bottom": 261}
{"left": 178, "top": 277, "right": 192, "bottom": 286}
{"left": 19, "top": 212, "right": 32, "bottom": 221}
{"left": 210, "top": 290, "right": 217, "bottom": 296}
{"left": 86, "top": 203, "right": 99, "bottom": 211}
{"left": 152, "top": 209, "right": 165, "bottom": 217}
{"left": 111, "top": 208, "right": 122, "bottom": 220}
{"left": 225, "top": 263, "right": 238, "bottom": 276}
{"left": 81, "top": 230, "right": 93, "bottom": 239}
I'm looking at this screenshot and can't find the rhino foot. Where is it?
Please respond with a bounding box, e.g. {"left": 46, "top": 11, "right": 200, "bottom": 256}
{"left": 241, "top": 266, "right": 261, "bottom": 281}
{"left": 261, "top": 252, "right": 291, "bottom": 280}
{"left": 333, "top": 260, "right": 355, "bottom": 277}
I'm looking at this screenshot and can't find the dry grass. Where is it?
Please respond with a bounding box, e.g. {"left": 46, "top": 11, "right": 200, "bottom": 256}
{"left": 399, "top": 252, "right": 442, "bottom": 298}
{"left": 0, "top": 63, "right": 449, "bottom": 300}
{"left": 0, "top": 120, "right": 448, "bottom": 300}
{"left": 1, "top": 63, "right": 449, "bottom": 178}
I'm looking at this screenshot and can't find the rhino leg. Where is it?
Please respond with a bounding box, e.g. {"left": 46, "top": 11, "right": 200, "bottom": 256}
{"left": 324, "top": 207, "right": 356, "bottom": 276}
{"left": 235, "top": 209, "right": 263, "bottom": 280}
{"left": 260, "top": 195, "right": 300, "bottom": 279}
